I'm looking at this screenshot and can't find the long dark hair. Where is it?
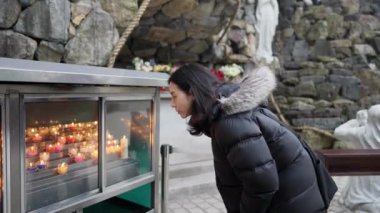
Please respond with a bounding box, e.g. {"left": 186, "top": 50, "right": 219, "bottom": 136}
{"left": 168, "top": 63, "right": 220, "bottom": 135}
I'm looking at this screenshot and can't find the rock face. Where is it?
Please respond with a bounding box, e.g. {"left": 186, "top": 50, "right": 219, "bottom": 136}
{"left": 126, "top": 0, "right": 257, "bottom": 64}
{"left": 0, "top": 0, "right": 21, "bottom": 28}
{"left": 14, "top": 0, "right": 70, "bottom": 43}
{"left": 100, "top": 0, "right": 138, "bottom": 28}
{"left": 0, "top": 30, "right": 37, "bottom": 59}
{"left": 64, "top": 8, "right": 119, "bottom": 66}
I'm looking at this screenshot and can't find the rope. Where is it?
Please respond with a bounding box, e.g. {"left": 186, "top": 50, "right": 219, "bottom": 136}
{"left": 216, "top": 0, "right": 241, "bottom": 45}
{"left": 107, "top": 0, "right": 152, "bottom": 68}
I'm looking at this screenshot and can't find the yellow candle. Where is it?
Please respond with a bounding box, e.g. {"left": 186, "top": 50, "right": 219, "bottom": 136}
{"left": 91, "top": 150, "right": 98, "bottom": 160}
{"left": 57, "top": 162, "right": 68, "bottom": 175}
{"left": 26, "top": 128, "right": 36, "bottom": 137}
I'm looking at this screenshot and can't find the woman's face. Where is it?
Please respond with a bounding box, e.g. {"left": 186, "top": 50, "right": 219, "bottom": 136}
{"left": 169, "top": 82, "right": 193, "bottom": 118}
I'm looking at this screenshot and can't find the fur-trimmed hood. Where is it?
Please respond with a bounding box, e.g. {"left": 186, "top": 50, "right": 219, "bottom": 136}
{"left": 217, "top": 66, "right": 277, "bottom": 115}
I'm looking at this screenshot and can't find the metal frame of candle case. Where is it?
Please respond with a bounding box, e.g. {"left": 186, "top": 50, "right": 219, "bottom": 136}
{"left": 0, "top": 57, "right": 167, "bottom": 213}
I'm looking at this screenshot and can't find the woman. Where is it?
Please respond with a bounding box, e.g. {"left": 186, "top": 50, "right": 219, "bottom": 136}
{"left": 168, "top": 63, "right": 326, "bottom": 213}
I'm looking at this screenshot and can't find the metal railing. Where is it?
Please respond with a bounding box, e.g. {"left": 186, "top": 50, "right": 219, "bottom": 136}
{"left": 160, "top": 144, "right": 173, "bottom": 213}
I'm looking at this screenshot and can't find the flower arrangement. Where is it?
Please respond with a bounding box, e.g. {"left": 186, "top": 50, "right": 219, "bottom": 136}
{"left": 211, "top": 64, "right": 243, "bottom": 82}
{"left": 132, "top": 57, "right": 172, "bottom": 73}
{"left": 218, "top": 64, "right": 243, "bottom": 81}
{"left": 131, "top": 57, "right": 243, "bottom": 83}
{"left": 211, "top": 69, "right": 225, "bottom": 81}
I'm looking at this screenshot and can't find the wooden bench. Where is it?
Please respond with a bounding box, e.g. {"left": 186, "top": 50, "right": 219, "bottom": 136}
{"left": 316, "top": 149, "right": 380, "bottom": 176}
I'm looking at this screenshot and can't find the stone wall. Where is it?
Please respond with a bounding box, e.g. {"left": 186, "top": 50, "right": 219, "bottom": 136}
{"left": 118, "top": 0, "right": 258, "bottom": 65}
{"left": 0, "top": 0, "right": 138, "bottom": 66}
{"left": 272, "top": 0, "right": 380, "bottom": 147}
{"left": 0, "top": 0, "right": 258, "bottom": 66}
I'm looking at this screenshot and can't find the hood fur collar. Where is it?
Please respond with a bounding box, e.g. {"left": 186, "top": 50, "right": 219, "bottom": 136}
{"left": 218, "top": 66, "right": 277, "bottom": 115}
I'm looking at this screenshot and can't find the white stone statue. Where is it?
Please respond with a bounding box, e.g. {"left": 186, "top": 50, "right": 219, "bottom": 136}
{"left": 334, "top": 104, "right": 380, "bottom": 212}
{"left": 254, "top": 0, "right": 279, "bottom": 63}
{"left": 254, "top": 0, "right": 319, "bottom": 63}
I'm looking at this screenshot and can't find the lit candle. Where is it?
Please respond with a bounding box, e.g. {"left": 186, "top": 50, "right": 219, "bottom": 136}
{"left": 27, "top": 162, "right": 37, "bottom": 172}
{"left": 74, "top": 153, "right": 85, "bottom": 163}
{"left": 46, "top": 144, "right": 55, "bottom": 153}
{"left": 120, "top": 135, "right": 128, "bottom": 147}
{"left": 120, "top": 135, "right": 129, "bottom": 158}
{"left": 26, "top": 145, "right": 38, "bottom": 157}
{"left": 79, "top": 144, "right": 88, "bottom": 153}
{"left": 39, "top": 152, "right": 50, "bottom": 161}
{"left": 26, "top": 128, "right": 36, "bottom": 137}
{"left": 66, "top": 135, "right": 75, "bottom": 144}
{"left": 69, "top": 122, "right": 76, "bottom": 131}
{"left": 91, "top": 150, "right": 98, "bottom": 161}
{"left": 106, "top": 132, "right": 113, "bottom": 141}
{"left": 32, "top": 133, "right": 42, "bottom": 142}
{"left": 69, "top": 147, "right": 78, "bottom": 156}
{"left": 39, "top": 127, "right": 49, "bottom": 136}
{"left": 49, "top": 127, "right": 58, "bottom": 135}
{"left": 54, "top": 142, "right": 63, "bottom": 152}
{"left": 57, "top": 162, "right": 68, "bottom": 175}
{"left": 92, "top": 132, "right": 98, "bottom": 141}
{"left": 57, "top": 136, "right": 66, "bottom": 144}
{"left": 113, "top": 139, "right": 118, "bottom": 146}
{"left": 106, "top": 146, "right": 113, "bottom": 155}
{"left": 75, "top": 133, "right": 83, "bottom": 142}
{"left": 114, "top": 145, "right": 121, "bottom": 153}
{"left": 88, "top": 144, "right": 95, "bottom": 153}
{"left": 36, "top": 160, "right": 47, "bottom": 170}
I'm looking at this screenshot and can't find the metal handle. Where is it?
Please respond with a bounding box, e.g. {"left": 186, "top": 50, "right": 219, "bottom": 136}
{"left": 160, "top": 144, "right": 173, "bottom": 213}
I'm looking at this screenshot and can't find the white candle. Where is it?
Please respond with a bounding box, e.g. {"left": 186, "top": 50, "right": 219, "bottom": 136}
{"left": 39, "top": 152, "right": 50, "bottom": 161}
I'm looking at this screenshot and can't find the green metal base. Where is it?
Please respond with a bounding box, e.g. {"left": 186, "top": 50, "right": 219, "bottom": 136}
{"left": 83, "top": 197, "right": 150, "bottom": 213}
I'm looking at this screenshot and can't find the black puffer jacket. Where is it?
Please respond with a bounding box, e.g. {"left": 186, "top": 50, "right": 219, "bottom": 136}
{"left": 208, "top": 67, "right": 325, "bottom": 213}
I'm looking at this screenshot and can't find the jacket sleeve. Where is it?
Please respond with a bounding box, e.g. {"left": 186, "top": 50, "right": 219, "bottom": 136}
{"left": 213, "top": 118, "right": 279, "bottom": 213}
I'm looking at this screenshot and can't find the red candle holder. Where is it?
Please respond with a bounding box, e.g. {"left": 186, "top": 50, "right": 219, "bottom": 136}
{"left": 46, "top": 144, "right": 55, "bottom": 153}
{"left": 74, "top": 153, "right": 85, "bottom": 163}
{"left": 26, "top": 145, "right": 38, "bottom": 157}
{"left": 32, "top": 133, "right": 42, "bottom": 143}
{"left": 66, "top": 135, "right": 76, "bottom": 144}
{"left": 57, "top": 136, "right": 66, "bottom": 144}
{"left": 54, "top": 142, "right": 63, "bottom": 152}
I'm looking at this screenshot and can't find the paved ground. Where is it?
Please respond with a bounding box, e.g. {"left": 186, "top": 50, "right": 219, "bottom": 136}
{"left": 168, "top": 176, "right": 349, "bottom": 213}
